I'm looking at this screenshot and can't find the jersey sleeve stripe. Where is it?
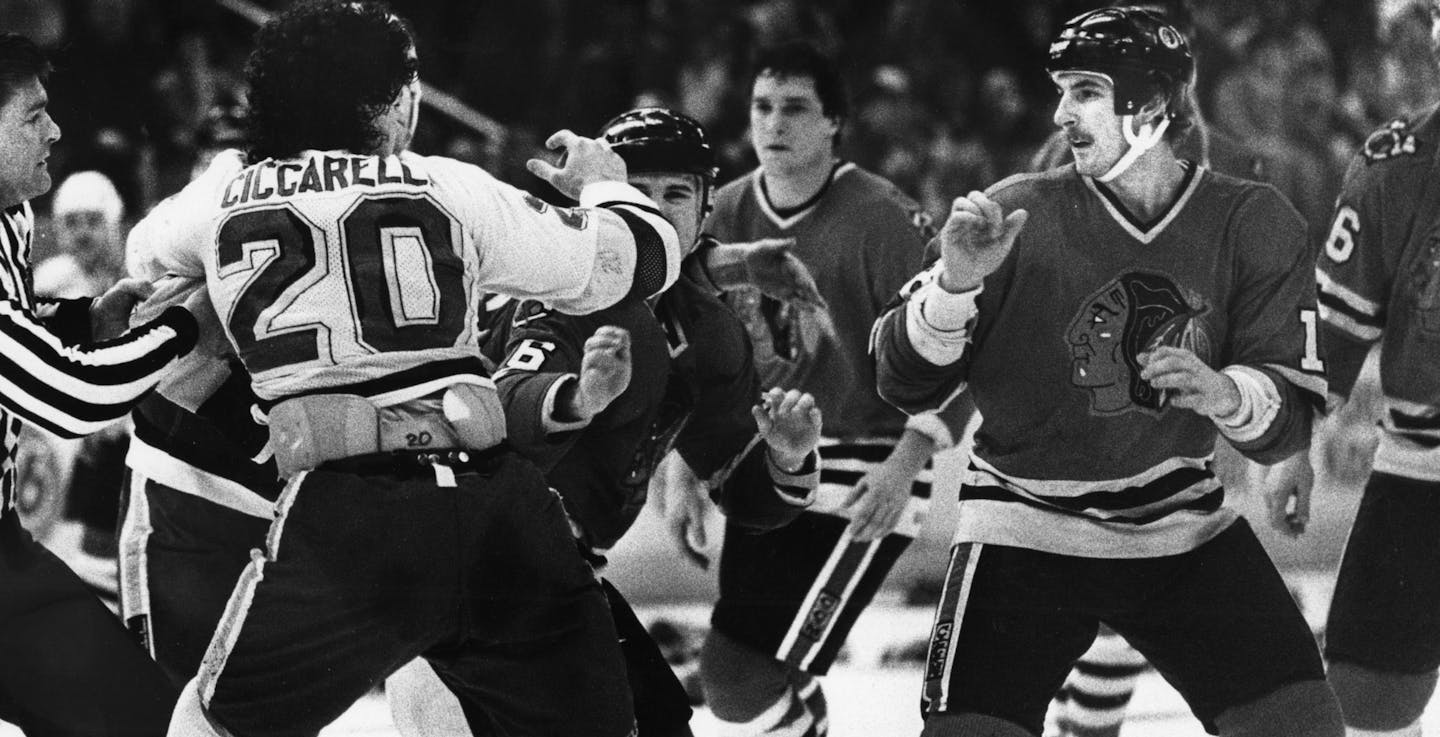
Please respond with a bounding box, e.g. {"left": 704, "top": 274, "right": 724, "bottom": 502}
{"left": 1318, "top": 290, "right": 1383, "bottom": 329}
{"left": 1319, "top": 304, "right": 1383, "bottom": 342}
{"left": 1316, "top": 268, "right": 1382, "bottom": 317}
{"left": 608, "top": 207, "right": 678, "bottom": 300}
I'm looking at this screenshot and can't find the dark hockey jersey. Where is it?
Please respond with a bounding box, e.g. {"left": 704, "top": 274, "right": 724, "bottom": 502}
{"left": 704, "top": 162, "right": 934, "bottom": 440}
{"left": 126, "top": 357, "right": 281, "bottom": 518}
{"left": 484, "top": 276, "right": 816, "bottom": 551}
{"left": 875, "top": 164, "right": 1325, "bottom": 557}
{"left": 1318, "top": 106, "right": 1440, "bottom": 481}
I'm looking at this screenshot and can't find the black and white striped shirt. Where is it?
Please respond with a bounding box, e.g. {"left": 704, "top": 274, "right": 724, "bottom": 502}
{"left": 0, "top": 202, "right": 196, "bottom": 515}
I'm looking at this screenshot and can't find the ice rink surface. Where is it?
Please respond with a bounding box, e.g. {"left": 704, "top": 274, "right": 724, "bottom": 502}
{"left": 11, "top": 444, "right": 1409, "bottom": 736}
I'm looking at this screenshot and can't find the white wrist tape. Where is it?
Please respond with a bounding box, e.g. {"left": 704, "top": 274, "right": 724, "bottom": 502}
{"left": 1213, "top": 365, "right": 1280, "bottom": 443}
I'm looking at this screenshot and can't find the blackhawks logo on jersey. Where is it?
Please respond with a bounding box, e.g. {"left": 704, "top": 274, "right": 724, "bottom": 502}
{"left": 1066, "top": 271, "right": 1212, "bottom": 416}
{"left": 1363, "top": 119, "right": 1418, "bottom": 164}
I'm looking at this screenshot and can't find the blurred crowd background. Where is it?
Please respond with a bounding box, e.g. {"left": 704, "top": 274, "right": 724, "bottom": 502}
{"left": 7, "top": 0, "right": 1439, "bottom": 259}
{"left": 0, "top": 0, "right": 1431, "bottom": 573}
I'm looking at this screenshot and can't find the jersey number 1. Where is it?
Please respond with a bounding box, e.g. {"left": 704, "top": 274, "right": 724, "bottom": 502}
{"left": 1299, "top": 309, "right": 1325, "bottom": 372}
{"left": 217, "top": 195, "right": 465, "bottom": 373}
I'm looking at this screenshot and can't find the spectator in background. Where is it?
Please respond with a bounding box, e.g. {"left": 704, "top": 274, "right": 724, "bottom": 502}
{"left": 34, "top": 170, "right": 124, "bottom": 299}
{"left": 974, "top": 66, "right": 1047, "bottom": 177}
{"left": 189, "top": 91, "right": 247, "bottom": 180}
{"left": 33, "top": 170, "right": 131, "bottom": 613}
{"left": 852, "top": 65, "right": 934, "bottom": 195}
{"left": 1211, "top": 27, "right": 1335, "bottom": 240}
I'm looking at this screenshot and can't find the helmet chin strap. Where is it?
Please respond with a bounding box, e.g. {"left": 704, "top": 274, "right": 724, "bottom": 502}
{"left": 1097, "top": 114, "right": 1169, "bottom": 183}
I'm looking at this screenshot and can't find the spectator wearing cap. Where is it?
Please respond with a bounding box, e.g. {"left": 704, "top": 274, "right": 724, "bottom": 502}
{"left": 35, "top": 170, "right": 125, "bottom": 299}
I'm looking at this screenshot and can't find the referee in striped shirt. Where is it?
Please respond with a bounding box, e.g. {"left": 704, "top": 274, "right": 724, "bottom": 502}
{"left": 0, "top": 34, "right": 202, "bottom": 735}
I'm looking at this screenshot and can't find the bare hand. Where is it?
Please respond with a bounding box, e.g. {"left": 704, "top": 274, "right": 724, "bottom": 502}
{"left": 1257, "top": 450, "right": 1314, "bottom": 537}
{"left": 92, "top": 278, "right": 155, "bottom": 341}
{"left": 840, "top": 451, "right": 922, "bottom": 542}
{"left": 938, "top": 191, "right": 1027, "bottom": 292}
{"left": 568, "top": 326, "right": 631, "bottom": 421}
{"left": 525, "top": 130, "right": 627, "bottom": 201}
{"left": 1138, "top": 346, "right": 1239, "bottom": 417}
{"left": 648, "top": 451, "right": 712, "bottom": 568}
{"left": 182, "top": 286, "right": 233, "bottom": 357}
{"left": 753, "top": 387, "right": 822, "bottom": 472}
{"left": 1317, "top": 388, "right": 1380, "bottom": 487}
{"left": 130, "top": 275, "right": 202, "bottom": 328}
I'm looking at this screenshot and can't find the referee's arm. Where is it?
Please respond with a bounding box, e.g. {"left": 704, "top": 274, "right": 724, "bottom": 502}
{"left": 0, "top": 298, "right": 196, "bottom": 439}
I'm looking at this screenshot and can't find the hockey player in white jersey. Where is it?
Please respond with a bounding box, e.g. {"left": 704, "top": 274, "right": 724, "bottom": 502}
{"left": 128, "top": 2, "right": 681, "bottom": 736}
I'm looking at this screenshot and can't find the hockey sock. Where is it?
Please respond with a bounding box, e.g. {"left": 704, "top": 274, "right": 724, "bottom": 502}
{"left": 1049, "top": 632, "right": 1148, "bottom": 737}
{"left": 713, "top": 677, "right": 826, "bottom": 737}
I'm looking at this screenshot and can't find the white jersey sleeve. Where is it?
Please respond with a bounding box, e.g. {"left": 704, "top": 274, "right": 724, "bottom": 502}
{"left": 422, "top": 156, "right": 680, "bottom": 314}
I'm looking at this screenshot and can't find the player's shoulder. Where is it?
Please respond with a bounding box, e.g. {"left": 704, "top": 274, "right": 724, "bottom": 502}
{"left": 1337, "top": 105, "right": 1440, "bottom": 199}
{"left": 177, "top": 149, "right": 248, "bottom": 203}
{"left": 833, "top": 163, "right": 909, "bottom": 203}
{"left": 400, "top": 151, "right": 500, "bottom": 189}
{"left": 1194, "top": 168, "right": 1308, "bottom": 268}
{"left": 1357, "top": 105, "right": 1438, "bottom": 167}
{"left": 1199, "top": 167, "right": 1305, "bottom": 227}
{"left": 711, "top": 170, "right": 757, "bottom": 211}
{"left": 825, "top": 163, "right": 936, "bottom": 241}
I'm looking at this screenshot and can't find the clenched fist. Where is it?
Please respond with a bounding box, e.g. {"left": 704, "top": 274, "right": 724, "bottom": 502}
{"left": 567, "top": 325, "right": 632, "bottom": 421}
{"left": 753, "top": 387, "right": 822, "bottom": 473}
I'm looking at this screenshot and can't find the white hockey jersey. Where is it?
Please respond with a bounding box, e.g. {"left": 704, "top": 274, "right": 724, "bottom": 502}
{"left": 131, "top": 149, "right": 678, "bottom": 401}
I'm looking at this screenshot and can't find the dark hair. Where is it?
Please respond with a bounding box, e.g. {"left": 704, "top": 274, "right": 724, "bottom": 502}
{"left": 0, "top": 35, "right": 51, "bottom": 110}
{"left": 243, "top": 0, "right": 418, "bottom": 160}
{"left": 749, "top": 40, "right": 849, "bottom": 122}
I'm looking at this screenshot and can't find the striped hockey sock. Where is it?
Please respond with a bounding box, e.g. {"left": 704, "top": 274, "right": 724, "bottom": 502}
{"left": 714, "top": 674, "right": 828, "bottom": 737}
{"left": 1048, "top": 632, "right": 1149, "bottom": 737}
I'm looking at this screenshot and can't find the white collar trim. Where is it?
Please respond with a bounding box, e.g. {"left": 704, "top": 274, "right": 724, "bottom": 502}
{"left": 753, "top": 161, "right": 857, "bottom": 228}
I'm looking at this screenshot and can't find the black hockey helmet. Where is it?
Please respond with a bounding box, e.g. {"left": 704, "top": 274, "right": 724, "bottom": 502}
{"left": 599, "top": 107, "right": 718, "bottom": 183}
{"left": 1047, "top": 7, "right": 1193, "bottom": 117}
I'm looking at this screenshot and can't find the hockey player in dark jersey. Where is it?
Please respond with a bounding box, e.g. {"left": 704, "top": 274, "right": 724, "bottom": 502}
{"left": 116, "top": 340, "right": 280, "bottom": 687}
{"left": 873, "top": 8, "right": 1341, "bottom": 737}
{"left": 484, "top": 109, "right": 822, "bottom": 554}
{"left": 692, "top": 40, "right": 970, "bottom": 737}
{"left": 386, "top": 107, "right": 824, "bottom": 737}
{"left": 1029, "top": 4, "right": 1287, "bottom": 736}
{"left": 1309, "top": 3, "right": 1440, "bottom": 734}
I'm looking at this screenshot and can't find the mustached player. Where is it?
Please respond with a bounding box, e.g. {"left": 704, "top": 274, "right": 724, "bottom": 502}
{"left": 873, "top": 8, "right": 1341, "bottom": 737}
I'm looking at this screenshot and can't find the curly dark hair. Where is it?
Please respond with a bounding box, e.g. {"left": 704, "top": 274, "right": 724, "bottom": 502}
{"left": 0, "top": 34, "right": 51, "bottom": 110}
{"left": 243, "top": 0, "right": 418, "bottom": 161}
